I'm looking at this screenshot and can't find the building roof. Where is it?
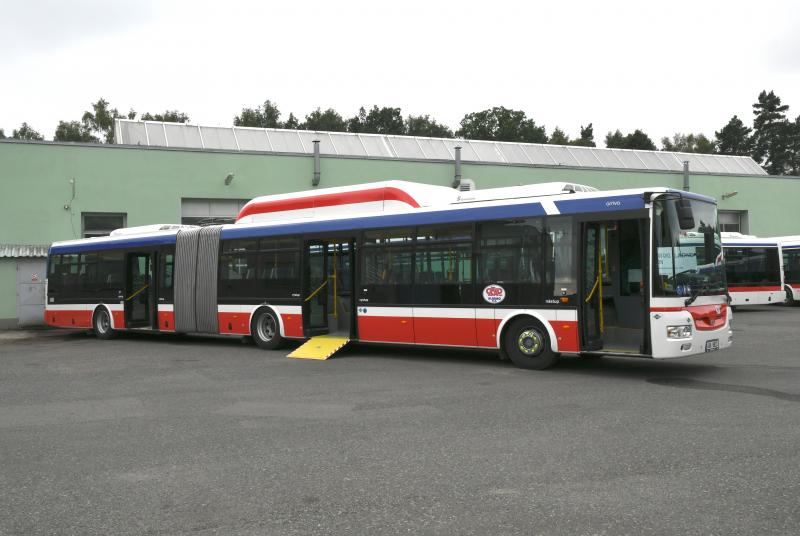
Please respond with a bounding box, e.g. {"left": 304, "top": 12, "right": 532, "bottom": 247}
{"left": 0, "top": 244, "right": 49, "bottom": 258}
{"left": 115, "top": 119, "right": 767, "bottom": 176}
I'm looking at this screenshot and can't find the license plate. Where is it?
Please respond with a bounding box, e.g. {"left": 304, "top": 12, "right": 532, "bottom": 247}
{"left": 705, "top": 339, "right": 720, "bottom": 352}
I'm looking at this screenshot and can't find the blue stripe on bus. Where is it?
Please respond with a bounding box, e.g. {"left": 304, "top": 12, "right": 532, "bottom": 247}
{"left": 554, "top": 194, "right": 646, "bottom": 214}
{"left": 49, "top": 233, "right": 177, "bottom": 254}
{"left": 221, "top": 201, "right": 549, "bottom": 240}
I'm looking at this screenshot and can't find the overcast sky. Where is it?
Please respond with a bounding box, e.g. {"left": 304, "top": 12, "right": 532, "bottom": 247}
{"left": 2, "top": 0, "right": 799, "bottom": 146}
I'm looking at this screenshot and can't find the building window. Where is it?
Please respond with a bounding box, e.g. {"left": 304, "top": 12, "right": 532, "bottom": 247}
{"left": 181, "top": 198, "right": 249, "bottom": 226}
{"left": 82, "top": 212, "right": 126, "bottom": 238}
{"left": 719, "top": 211, "right": 748, "bottom": 234}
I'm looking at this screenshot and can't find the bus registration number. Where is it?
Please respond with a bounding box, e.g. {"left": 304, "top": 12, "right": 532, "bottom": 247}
{"left": 705, "top": 339, "right": 720, "bottom": 352}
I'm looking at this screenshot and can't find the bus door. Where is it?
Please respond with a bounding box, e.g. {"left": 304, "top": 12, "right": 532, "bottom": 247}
{"left": 304, "top": 240, "right": 328, "bottom": 334}
{"left": 581, "top": 220, "right": 647, "bottom": 353}
{"left": 581, "top": 223, "right": 603, "bottom": 351}
{"left": 326, "top": 239, "right": 355, "bottom": 336}
{"left": 125, "top": 252, "right": 153, "bottom": 329}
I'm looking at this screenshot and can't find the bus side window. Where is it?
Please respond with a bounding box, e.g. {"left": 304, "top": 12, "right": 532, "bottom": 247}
{"left": 545, "top": 217, "right": 577, "bottom": 301}
{"left": 414, "top": 224, "right": 473, "bottom": 305}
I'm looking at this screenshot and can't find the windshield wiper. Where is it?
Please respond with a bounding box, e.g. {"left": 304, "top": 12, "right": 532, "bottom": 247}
{"left": 684, "top": 289, "right": 700, "bottom": 307}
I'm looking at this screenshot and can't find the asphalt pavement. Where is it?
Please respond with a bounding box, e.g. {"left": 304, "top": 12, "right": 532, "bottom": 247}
{"left": 1, "top": 306, "right": 799, "bottom": 535}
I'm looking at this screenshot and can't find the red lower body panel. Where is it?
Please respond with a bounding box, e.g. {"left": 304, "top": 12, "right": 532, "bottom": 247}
{"left": 218, "top": 312, "right": 250, "bottom": 335}
{"left": 157, "top": 311, "right": 174, "bottom": 331}
{"left": 550, "top": 320, "right": 579, "bottom": 352}
{"left": 45, "top": 310, "right": 92, "bottom": 329}
{"left": 414, "top": 317, "right": 477, "bottom": 346}
{"left": 476, "top": 318, "right": 501, "bottom": 348}
{"left": 729, "top": 286, "right": 781, "bottom": 292}
{"left": 358, "top": 315, "right": 414, "bottom": 343}
{"left": 281, "top": 314, "right": 303, "bottom": 338}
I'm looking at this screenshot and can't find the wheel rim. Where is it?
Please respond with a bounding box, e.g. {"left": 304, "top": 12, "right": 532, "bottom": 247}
{"left": 96, "top": 310, "right": 110, "bottom": 334}
{"left": 517, "top": 328, "right": 543, "bottom": 356}
{"left": 257, "top": 313, "right": 276, "bottom": 341}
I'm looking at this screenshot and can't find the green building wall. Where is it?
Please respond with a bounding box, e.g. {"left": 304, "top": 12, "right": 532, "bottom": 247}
{"left": 1, "top": 140, "right": 799, "bottom": 325}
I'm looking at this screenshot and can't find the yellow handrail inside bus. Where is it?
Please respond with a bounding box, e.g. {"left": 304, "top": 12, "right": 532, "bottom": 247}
{"left": 125, "top": 284, "right": 149, "bottom": 301}
{"left": 304, "top": 279, "right": 328, "bottom": 302}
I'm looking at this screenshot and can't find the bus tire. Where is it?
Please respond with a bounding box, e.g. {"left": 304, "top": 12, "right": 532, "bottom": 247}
{"left": 786, "top": 286, "right": 796, "bottom": 306}
{"left": 251, "top": 308, "right": 283, "bottom": 350}
{"left": 93, "top": 307, "right": 116, "bottom": 340}
{"left": 503, "top": 317, "right": 558, "bottom": 370}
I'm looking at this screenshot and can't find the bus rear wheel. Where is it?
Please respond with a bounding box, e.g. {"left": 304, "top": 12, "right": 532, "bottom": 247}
{"left": 786, "top": 286, "right": 797, "bottom": 306}
{"left": 503, "top": 317, "right": 557, "bottom": 370}
{"left": 251, "top": 309, "right": 283, "bottom": 350}
{"left": 93, "top": 307, "right": 116, "bottom": 340}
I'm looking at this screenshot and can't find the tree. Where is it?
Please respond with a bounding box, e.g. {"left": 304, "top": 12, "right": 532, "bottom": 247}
{"left": 457, "top": 106, "right": 547, "bottom": 143}
{"left": 570, "top": 123, "right": 595, "bottom": 147}
{"left": 405, "top": 114, "right": 453, "bottom": 138}
{"left": 283, "top": 113, "right": 299, "bottom": 129}
{"left": 346, "top": 106, "right": 405, "bottom": 135}
{"left": 605, "top": 129, "right": 657, "bottom": 150}
{"left": 715, "top": 115, "right": 753, "bottom": 156}
{"left": 0, "top": 128, "right": 5, "bottom": 139}
{"left": 787, "top": 116, "right": 800, "bottom": 176}
{"left": 752, "top": 90, "right": 791, "bottom": 175}
{"left": 347, "top": 107, "right": 368, "bottom": 133}
{"left": 141, "top": 110, "right": 190, "bottom": 123}
{"left": 661, "top": 133, "right": 715, "bottom": 154}
{"left": 549, "top": 127, "right": 570, "bottom": 145}
{"left": 300, "top": 108, "right": 347, "bottom": 132}
{"left": 81, "top": 98, "right": 126, "bottom": 143}
{"left": 366, "top": 106, "right": 406, "bottom": 135}
{"left": 11, "top": 122, "right": 44, "bottom": 140}
{"left": 54, "top": 120, "right": 97, "bottom": 142}
{"left": 234, "top": 100, "right": 282, "bottom": 128}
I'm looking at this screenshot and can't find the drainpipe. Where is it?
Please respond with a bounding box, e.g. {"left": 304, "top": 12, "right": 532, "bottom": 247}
{"left": 683, "top": 160, "right": 690, "bottom": 191}
{"left": 313, "top": 140, "right": 321, "bottom": 187}
{"left": 452, "top": 146, "right": 462, "bottom": 189}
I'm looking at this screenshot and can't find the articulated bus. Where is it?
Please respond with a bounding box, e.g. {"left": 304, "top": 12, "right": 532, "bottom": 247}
{"left": 721, "top": 233, "right": 784, "bottom": 306}
{"left": 45, "top": 181, "right": 731, "bottom": 369}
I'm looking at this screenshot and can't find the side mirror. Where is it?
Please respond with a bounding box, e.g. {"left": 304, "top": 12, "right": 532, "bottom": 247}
{"left": 676, "top": 198, "right": 695, "bottom": 230}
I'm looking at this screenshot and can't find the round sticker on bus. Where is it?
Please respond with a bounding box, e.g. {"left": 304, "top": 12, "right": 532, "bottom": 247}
{"left": 482, "top": 284, "right": 506, "bottom": 304}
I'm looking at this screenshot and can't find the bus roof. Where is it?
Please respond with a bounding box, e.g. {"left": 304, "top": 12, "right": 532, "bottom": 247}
{"left": 50, "top": 182, "right": 711, "bottom": 254}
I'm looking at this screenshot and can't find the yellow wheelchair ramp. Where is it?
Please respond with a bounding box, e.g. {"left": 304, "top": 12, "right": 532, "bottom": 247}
{"left": 288, "top": 335, "right": 350, "bottom": 360}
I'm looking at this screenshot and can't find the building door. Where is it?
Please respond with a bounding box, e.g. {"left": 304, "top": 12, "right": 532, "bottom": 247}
{"left": 125, "top": 253, "right": 152, "bottom": 328}
{"left": 16, "top": 259, "right": 47, "bottom": 327}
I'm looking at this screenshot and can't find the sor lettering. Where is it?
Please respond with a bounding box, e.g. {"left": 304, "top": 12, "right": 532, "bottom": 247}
{"left": 482, "top": 284, "right": 506, "bottom": 304}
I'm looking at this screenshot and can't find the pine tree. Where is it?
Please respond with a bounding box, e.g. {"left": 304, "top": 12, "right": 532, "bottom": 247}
{"left": 571, "top": 123, "right": 595, "bottom": 147}
{"left": 752, "top": 90, "right": 790, "bottom": 175}
{"left": 715, "top": 115, "right": 753, "bottom": 156}
{"left": 549, "top": 127, "right": 570, "bottom": 145}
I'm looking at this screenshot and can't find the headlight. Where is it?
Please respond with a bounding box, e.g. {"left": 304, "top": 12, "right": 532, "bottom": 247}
{"left": 667, "top": 325, "right": 692, "bottom": 339}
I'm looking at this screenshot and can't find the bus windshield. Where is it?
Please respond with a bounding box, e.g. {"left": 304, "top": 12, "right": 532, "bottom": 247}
{"left": 653, "top": 196, "right": 726, "bottom": 297}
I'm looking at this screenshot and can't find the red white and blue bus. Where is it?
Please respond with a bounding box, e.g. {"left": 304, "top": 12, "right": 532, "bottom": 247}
{"left": 45, "top": 180, "right": 731, "bottom": 369}
{"left": 721, "top": 233, "right": 784, "bottom": 306}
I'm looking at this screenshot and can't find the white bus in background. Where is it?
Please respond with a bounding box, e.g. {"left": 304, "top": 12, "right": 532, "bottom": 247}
{"left": 721, "top": 233, "right": 784, "bottom": 306}
{"left": 774, "top": 236, "right": 800, "bottom": 305}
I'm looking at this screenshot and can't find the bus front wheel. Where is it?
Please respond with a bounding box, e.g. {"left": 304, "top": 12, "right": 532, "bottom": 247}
{"left": 93, "top": 307, "right": 116, "bottom": 340}
{"left": 251, "top": 308, "right": 284, "bottom": 350}
{"left": 503, "top": 317, "right": 558, "bottom": 370}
